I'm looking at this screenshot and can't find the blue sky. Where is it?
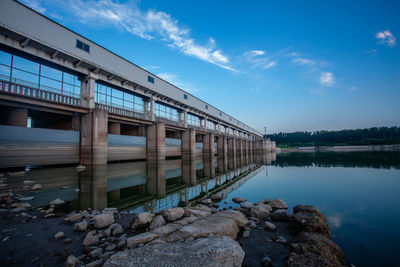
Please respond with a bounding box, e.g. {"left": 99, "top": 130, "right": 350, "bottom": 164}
{"left": 21, "top": 0, "right": 399, "bottom": 133}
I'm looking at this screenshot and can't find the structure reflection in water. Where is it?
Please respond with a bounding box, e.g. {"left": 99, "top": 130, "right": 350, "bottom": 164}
{"left": 6, "top": 152, "right": 276, "bottom": 213}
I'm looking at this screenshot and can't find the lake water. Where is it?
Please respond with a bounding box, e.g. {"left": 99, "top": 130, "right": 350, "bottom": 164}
{"left": 4, "top": 151, "right": 400, "bottom": 266}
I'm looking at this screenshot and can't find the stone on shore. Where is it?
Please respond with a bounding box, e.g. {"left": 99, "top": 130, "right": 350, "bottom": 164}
{"left": 290, "top": 205, "right": 331, "bottom": 238}
{"left": 126, "top": 232, "right": 158, "bottom": 248}
{"left": 151, "top": 223, "right": 182, "bottom": 237}
{"left": 211, "top": 194, "right": 223, "bottom": 201}
{"left": 264, "top": 221, "right": 276, "bottom": 231}
{"left": 159, "top": 207, "right": 184, "bottom": 221}
{"left": 94, "top": 214, "right": 114, "bottom": 229}
{"left": 255, "top": 202, "right": 273, "bottom": 212}
{"left": 232, "top": 197, "right": 246, "bottom": 203}
{"left": 89, "top": 248, "right": 103, "bottom": 259}
{"left": 250, "top": 206, "right": 270, "bottom": 219}
{"left": 131, "top": 212, "right": 154, "bottom": 229}
{"left": 65, "top": 213, "right": 82, "bottom": 223}
{"left": 11, "top": 202, "right": 31, "bottom": 209}
{"left": 83, "top": 232, "right": 99, "bottom": 246}
{"left": 104, "top": 236, "right": 244, "bottom": 267}
{"left": 65, "top": 255, "right": 80, "bottom": 267}
{"left": 270, "top": 209, "right": 291, "bottom": 222}
{"left": 74, "top": 220, "right": 88, "bottom": 231}
{"left": 49, "top": 198, "right": 65, "bottom": 205}
{"left": 240, "top": 201, "right": 253, "bottom": 209}
{"left": 287, "top": 232, "right": 344, "bottom": 267}
{"left": 149, "top": 215, "right": 166, "bottom": 229}
{"left": 54, "top": 231, "right": 65, "bottom": 240}
{"left": 200, "top": 198, "right": 212, "bottom": 205}
{"left": 184, "top": 207, "right": 210, "bottom": 218}
{"left": 112, "top": 225, "right": 124, "bottom": 236}
{"left": 268, "top": 198, "right": 288, "bottom": 209}
{"left": 31, "top": 184, "right": 42, "bottom": 190}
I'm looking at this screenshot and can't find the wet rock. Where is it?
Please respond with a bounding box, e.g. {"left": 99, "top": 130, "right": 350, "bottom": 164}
{"left": 86, "top": 259, "right": 103, "bottom": 267}
{"left": 31, "top": 184, "right": 42, "bottom": 190}
{"left": 103, "top": 228, "right": 111, "bottom": 237}
{"left": 89, "top": 248, "right": 103, "bottom": 259}
{"left": 287, "top": 232, "right": 344, "bottom": 267}
{"left": 271, "top": 209, "right": 290, "bottom": 222}
{"left": 269, "top": 198, "right": 288, "bottom": 209}
{"left": 200, "top": 198, "right": 212, "bottom": 205}
{"left": 65, "top": 255, "right": 80, "bottom": 267}
{"left": 242, "top": 230, "right": 250, "bottom": 238}
{"left": 126, "top": 232, "right": 158, "bottom": 248}
{"left": 18, "top": 196, "right": 34, "bottom": 201}
{"left": 175, "top": 216, "right": 198, "bottom": 225}
{"left": 112, "top": 225, "right": 124, "bottom": 236}
{"left": 83, "top": 232, "right": 99, "bottom": 246}
{"left": 54, "top": 231, "right": 65, "bottom": 240}
{"left": 10, "top": 207, "right": 26, "bottom": 213}
{"left": 49, "top": 198, "right": 65, "bottom": 205}
{"left": 261, "top": 198, "right": 271, "bottom": 204}
{"left": 159, "top": 207, "right": 185, "bottom": 221}
{"left": 151, "top": 223, "right": 182, "bottom": 237}
{"left": 240, "top": 201, "right": 253, "bottom": 209}
{"left": 131, "top": 212, "right": 154, "bottom": 229}
{"left": 248, "top": 220, "right": 257, "bottom": 228}
{"left": 250, "top": 206, "right": 270, "bottom": 219}
{"left": 290, "top": 205, "right": 331, "bottom": 239}
{"left": 74, "top": 220, "right": 88, "bottom": 231}
{"left": 11, "top": 202, "right": 31, "bottom": 209}
{"left": 65, "top": 213, "right": 82, "bottom": 223}
{"left": 94, "top": 214, "right": 114, "bottom": 229}
{"left": 211, "top": 194, "right": 223, "bottom": 201}
{"left": 105, "top": 244, "right": 116, "bottom": 251}
{"left": 104, "top": 236, "right": 244, "bottom": 267}
{"left": 232, "top": 197, "right": 246, "bottom": 203}
{"left": 255, "top": 202, "right": 273, "bottom": 212}
{"left": 117, "top": 238, "right": 126, "bottom": 250}
{"left": 149, "top": 215, "right": 166, "bottom": 229}
{"left": 264, "top": 221, "right": 276, "bottom": 231}
{"left": 184, "top": 208, "right": 210, "bottom": 218}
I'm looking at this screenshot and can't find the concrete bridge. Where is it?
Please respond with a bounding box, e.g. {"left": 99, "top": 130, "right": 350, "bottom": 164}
{"left": 0, "top": 0, "right": 275, "bottom": 169}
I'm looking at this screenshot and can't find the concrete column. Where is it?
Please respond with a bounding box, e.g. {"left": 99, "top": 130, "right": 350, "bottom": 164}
{"left": 217, "top": 136, "right": 227, "bottom": 159}
{"left": 108, "top": 122, "right": 120, "bottom": 134}
{"left": 203, "top": 118, "right": 207, "bottom": 130}
{"left": 138, "top": 124, "right": 146, "bottom": 136}
{"left": 6, "top": 108, "right": 27, "bottom": 127}
{"left": 147, "top": 122, "right": 165, "bottom": 161}
{"left": 150, "top": 98, "right": 155, "bottom": 121}
{"left": 183, "top": 110, "right": 188, "bottom": 128}
{"left": 203, "top": 133, "right": 214, "bottom": 158}
{"left": 182, "top": 128, "right": 196, "bottom": 159}
{"left": 72, "top": 113, "right": 80, "bottom": 131}
{"left": 80, "top": 109, "right": 108, "bottom": 166}
{"left": 80, "top": 74, "right": 96, "bottom": 109}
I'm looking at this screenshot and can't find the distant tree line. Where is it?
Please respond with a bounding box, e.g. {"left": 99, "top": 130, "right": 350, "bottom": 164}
{"left": 265, "top": 126, "right": 400, "bottom": 147}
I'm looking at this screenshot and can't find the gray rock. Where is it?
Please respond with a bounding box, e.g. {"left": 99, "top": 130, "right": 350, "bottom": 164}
{"left": 94, "top": 214, "right": 114, "bottom": 229}
{"left": 18, "top": 196, "right": 34, "bottom": 201}
{"left": 54, "top": 231, "right": 64, "bottom": 240}
{"left": 276, "top": 236, "right": 287, "bottom": 244}
{"left": 242, "top": 230, "right": 250, "bottom": 238}
{"left": 248, "top": 221, "right": 257, "bottom": 228}
{"left": 151, "top": 223, "right": 181, "bottom": 237}
{"left": 65, "top": 213, "right": 82, "bottom": 223}
{"left": 89, "top": 248, "right": 103, "bottom": 259}
{"left": 74, "top": 220, "right": 88, "bottom": 231}
{"left": 240, "top": 201, "right": 253, "bottom": 209}
{"left": 160, "top": 207, "right": 185, "bottom": 221}
{"left": 31, "top": 184, "right": 42, "bottom": 190}
{"left": 105, "top": 244, "right": 116, "bottom": 251}
{"left": 269, "top": 198, "right": 288, "bottom": 209}
{"left": 126, "top": 232, "right": 158, "bottom": 248}
{"left": 250, "top": 206, "right": 270, "bottom": 219}
{"left": 232, "top": 197, "right": 246, "bottom": 203}
{"left": 262, "top": 255, "right": 272, "bottom": 267}
{"left": 149, "top": 215, "right": 166, "bottom": 229}
{"left": 83, "top": 232, "right": 99, "bottom": 246}
{"left": 131, "top": 212, "right": 154, "bottom": 229}
{"left": 264, "top": 222, "right": 276, "bottom": 231}
{"left": 112, "top": 225, "right": 124, "bottom": 236}
{"left": 271, "top": 209, "right": 290, "bottom": 222}
{"left": 104, "top": 236, "right": 244, "bottom": 267}
{"left": 261, "top": 198, "right": 271, "bottom": 204}
{"left": 255, "top": 203, "right": 273, "bottom": 212}
{"left": 211, "top": 194, "right": 222, "bottom": 201}
{"left": 65, "top": 255, "right": 80, "bottom": 267}
{"left": 49, "top": 198, "right": 65, "bottom": 205}
{"left": 184, "top": 208, "right": 210, "bottom": 218}
{"left": 86, "top": 259, "right": 103, "bottom": 267}
{"left": 117, "top": 238, "right": 126, "bottom": 250}
{"left": 11, "top": 202, "right": 31, "bottom": 208}
{"left": 200, "top": 198, "right": 212, "bottom": 205}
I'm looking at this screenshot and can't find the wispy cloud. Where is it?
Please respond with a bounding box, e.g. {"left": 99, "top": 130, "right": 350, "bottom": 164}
{"left": 22, "top": 0, "right": 47, "bottom": 14}
{"left": 157, "top": 72, "right": 198, "bottom": 94}
{"left": 243, "top": 50, "right": 277, "bottom": 70}
{"left": 292, "top": 57, "right": 315, "bottom": 66}
{"left": 365, "top": 49, "right": 377, "bottom": 56}
{"left": 348, "top": 86, "right": 357, "bottom": 92}
{"left": 376, "top": 30, "right": 397, "bottom": 47}
{"left": 320, "top": 72, "right": 334, "bottom": 86}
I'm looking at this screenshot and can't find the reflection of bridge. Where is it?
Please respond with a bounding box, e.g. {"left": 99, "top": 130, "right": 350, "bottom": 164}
{"left": 0, "top": 1, "right": 275, "bottom": 169}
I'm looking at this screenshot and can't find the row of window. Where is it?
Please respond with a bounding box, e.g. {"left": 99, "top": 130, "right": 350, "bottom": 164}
{"left": 155, "top": 102, "right": 180, "bottom": 121}
{"left": 187, "top": 113, "right": 201, "bottom": 127}
{"left": 0, "top": 50, "right": 80, "bottom": 97}
{"left": 95, "top": 83, "right": 144, "bottom": 113}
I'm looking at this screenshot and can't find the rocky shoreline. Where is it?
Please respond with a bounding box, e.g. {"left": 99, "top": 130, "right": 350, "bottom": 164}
{"left": 1, "top": 190, "right": 348, "bottom": 266}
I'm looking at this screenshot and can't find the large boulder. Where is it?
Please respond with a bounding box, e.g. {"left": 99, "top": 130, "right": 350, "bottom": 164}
{"left": 232, "top": 197, "right": 246, "bottom": 203}
{"left": 159, "top": 207, "right": 185, "bottom": 221}
{"left": 287, "top": 232, "right": 344, "bottom": 267}
{"left": 240, "top": 201, "right": 253, "bottom": 209}
{"left": 131, "top": 212, "right": 154, "bottom": 229}
{"left": 269, "top": 198, "right": 288, "bottom": 209}
{"left": 270, "top": 209, "right": 291, "bottom": 222}
{"left": 290, "top": 205, "right": 331, "bottom": 238}
{"left": 250, "top": 206, "right": 270, "bottom": 219}
{"left": 184, "top": 207, "right": 210, "bottom": 218}
{"left": 93, "top": 213, "right": 114, "bottom": 229}
{"left": 126, "top": 232, "right": 158, "bottom": 248}
{"left": 104, "top": 236, "right": 244, "bottom": 267}
{"left": 149, "top": 215, "right": 166, "bottom": 229}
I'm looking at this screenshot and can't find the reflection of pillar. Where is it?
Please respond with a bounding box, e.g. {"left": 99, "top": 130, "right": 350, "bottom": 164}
{"left": 147, "top": 159, "right": 166, "bottom": 198}
{"left": 201, "top": 181, "right": 208, "bottom": 193}
{"left": 147, "top": 122, "right": 165, "bottom": 161}
{"left": 108, "top": 190, "right": 120, "bottom": 202}
{"left": 108, "top": 122, "right": 120, "bottom": 134}
{"left": 80, "top": 109, "right": 108, "bottom": 166}
{"left": 182, "top": 158, "right": 196, "bottom": 186}
{"left": 79, "top": 165, "right": 107, "bottom": 210}
{"left": 203, "top": 156, "right": 211, "bottom": 178}
{"left": 203, "top": 133, "right": 214, "bottom": 158}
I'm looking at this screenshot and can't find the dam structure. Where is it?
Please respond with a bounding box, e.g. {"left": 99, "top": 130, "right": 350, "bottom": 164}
{"left": 0, "top": 0, "right": 275, "bottom": 170}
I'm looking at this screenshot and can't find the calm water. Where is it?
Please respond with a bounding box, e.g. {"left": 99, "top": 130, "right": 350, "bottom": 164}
{"left": 4, "top": 151, "right": 400, "bottom": 266}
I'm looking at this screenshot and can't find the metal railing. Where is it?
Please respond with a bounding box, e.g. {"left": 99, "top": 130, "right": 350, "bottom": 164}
{"left": 95, "top": 103, "right": 147, "bottom": 120}
{"left": 156, "top": 116, "right": 185, "bottom": 128}
{"left": 0, "top": 75, "right": 80, "bottom": 106}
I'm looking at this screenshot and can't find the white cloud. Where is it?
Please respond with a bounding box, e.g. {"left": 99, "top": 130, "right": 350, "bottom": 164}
{"left": 21, "top": 0, "right": 47, "bottom": 14}
{"left": 292, "top": 57, "right": 315, "bottom": 66}
{"left": 348, "top": 86, "right": 357, "bottom": 92}
{"left": 243, "top": 50, "right": 277, "bottom": 70}
{"left": 157, "top": 72, "right": 197, "bottom": 94}
{"left": 38, "top": 0, "right": 234, "bottom": 71}
{"left": 320, "top": 72, "right": 334, "bottom": 86}
{"left": 376, "top": 30, "right": 397, "bottom": 47}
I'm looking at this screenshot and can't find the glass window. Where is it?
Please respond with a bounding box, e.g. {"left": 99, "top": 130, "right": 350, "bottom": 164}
{"left": 0, "top": 50, "right": 11, "bottom": 79}
{"left": 148, "top": 76, "right": 154, "bottom": 84}
{"left": 187, "top": 113, "right": 201, "bottom": 127}
{"left": 155, "top": 102, "right": 179, "bottom": 121}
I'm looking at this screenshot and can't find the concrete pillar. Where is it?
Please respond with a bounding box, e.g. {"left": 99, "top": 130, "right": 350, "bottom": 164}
{"left": 150, "top": 98, "right": 155, "bottom": 121}
{"left": 182, "top": 128, "right": 196, "bottom": 159}
{"left": 147, "top": 122, "right": 165, "bottom": 161}
{"left": 80, "top": 109, "right": 108, "bottom": 166}
{"left": 6, "top": 108, "right": 27, "bottom": 127}
{"left": 217, "top": 136, "right": 227, "bottom": 160}
{"left": 138, "top": 124, "right": 146, "bottom": 136}
{"left": 108, "top": 122, "right": 120, "bottom": 134}
{"left": 183, "top": 110, "right": 188, "bottom": 128}
{"left": 72, "top": 113, "right": 80, "bottom": 131}
{"left": 80, "top": 74, "right": 96, "bottom": 109}
{"left": 203, "top": 133, "right": 214, "bottom": 157}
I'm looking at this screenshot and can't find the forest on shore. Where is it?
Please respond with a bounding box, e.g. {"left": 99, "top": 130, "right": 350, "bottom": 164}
{"left": 266, "top": 126, "right": 400, "bottom": 147}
